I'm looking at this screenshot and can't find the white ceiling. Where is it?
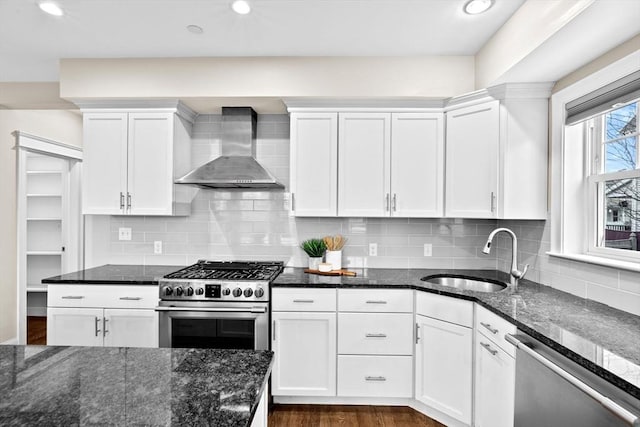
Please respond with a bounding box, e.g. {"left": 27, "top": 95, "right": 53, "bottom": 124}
{"left": 0, "top": 0, "right": 526, "bottom": 82}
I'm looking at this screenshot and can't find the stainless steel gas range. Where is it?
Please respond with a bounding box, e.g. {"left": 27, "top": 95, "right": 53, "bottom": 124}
{"left": 156, "top": 260, "right": 283, "bottom": 350}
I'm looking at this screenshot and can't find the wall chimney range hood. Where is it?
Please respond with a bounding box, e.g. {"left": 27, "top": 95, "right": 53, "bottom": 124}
{"left": 175, "top": 107, "right": 284, "bottom": 189}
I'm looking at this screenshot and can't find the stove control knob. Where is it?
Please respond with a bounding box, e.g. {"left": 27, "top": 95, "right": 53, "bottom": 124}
{"left": 222, "top": 288, "right": 231, "bottom": 296}
{"left": 255, "top": 287, "right": 264, "bottom": 298}
{"left": 175, "top": 286, "right": 184, "bottom": 297}
{"left": 162, "top": 286, "right": 173, "bottom": 296}
{"left": 186, "top": 287, "right": 194, "bottom": 297}
{"left": 244, "top": 288, "right": 253, "bottom": 297}
{"left": 196, "top": 287, "right": 205, "bottom": 296}
{"left": 232, "top": 287, "right": 243, "bottom": 297}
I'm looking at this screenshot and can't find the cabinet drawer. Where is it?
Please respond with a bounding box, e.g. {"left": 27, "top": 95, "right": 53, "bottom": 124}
{"left": 416, "top": 292, "right": 473, "bottom": 328}
{"left": 337, "top": 355, "right": 413, "bottom": 398}
{"left": 338, "top": 289, "right": 412, "bottom": 313}
{"left": 48, "top": 284, "right": 158, "bottom": 309}
{"left": 475, "top": 305, "right": 517, "bottom": 357}
{"left": 338, "top": 313, "right": 413, "bottom": 355}
{"left": 272, "top": 288, "right": 336, "bottom": 312}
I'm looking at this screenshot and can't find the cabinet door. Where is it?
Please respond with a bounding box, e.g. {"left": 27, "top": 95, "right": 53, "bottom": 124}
{"left": 127, "top": 113, "right": 174, "bottom": 215}
{"left": 445, "top": 101, "right": 499, "bottom": 218}
{"left": 338, "top": 113, "right": 391, "bottom": 217}
{"left": 82, "top": 113, "right": 128, "bottom": 215}
{"left": 271, "top": 311, "right": 336, "bottom": 396}
{"left": 474, "top": 333, "right": 515, "bottom": 427}
{"left": 290, "top": 112, "right": 338, "bottom": 216}
{"left": 391, "top": 113, "right": 444, "bottom": 217}
{"left": 103, "top": 308, "right": 159, "bottom": 348}
{"left": 415, "top": 314, "right": 472, "bottom": 424}
{"left": 47, "top": 307, "right": 104, "bottom": 346}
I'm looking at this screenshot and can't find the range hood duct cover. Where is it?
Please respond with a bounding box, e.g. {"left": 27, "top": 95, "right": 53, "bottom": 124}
{"left": 176, "top": 107, "right": 284, "bottom": 189}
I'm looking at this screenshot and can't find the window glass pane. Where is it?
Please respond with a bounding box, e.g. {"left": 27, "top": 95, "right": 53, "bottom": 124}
{"left": 599, "top": 177, "right": 639, "bottom": 252}
{"left": 604, "top": 136, "right": 637, "bottom": 172}
{"left": 605, "top": 103, "right": 637, "bottom": 141}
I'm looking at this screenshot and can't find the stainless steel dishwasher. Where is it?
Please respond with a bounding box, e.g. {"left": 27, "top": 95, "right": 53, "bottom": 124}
{"left": 506, "top": 333, "right": 640, "bottom": 427}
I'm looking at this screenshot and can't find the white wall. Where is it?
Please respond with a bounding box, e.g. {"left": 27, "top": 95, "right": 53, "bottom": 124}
{"left": 0, "top": 110, "right": 82, "bottom": 343}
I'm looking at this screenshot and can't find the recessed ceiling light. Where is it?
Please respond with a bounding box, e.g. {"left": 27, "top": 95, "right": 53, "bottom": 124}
{"left": 463, "top": 0, "right": 494, "bottom": 15}
{"left": 187, "top": 25, "right": 204, "bottom": 35}
{"left": 231, "top": 0, "right": 251, "bottom": 15}
{"left": 38, "top": 1, "right": 64, "bottom": 16}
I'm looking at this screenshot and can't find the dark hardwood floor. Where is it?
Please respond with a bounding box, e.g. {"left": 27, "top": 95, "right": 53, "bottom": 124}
{"left": 27, "top": 316, "right": 47, "bottom": 345}
{"left": 268, "top": 404, "right": 445, "bottom": 427}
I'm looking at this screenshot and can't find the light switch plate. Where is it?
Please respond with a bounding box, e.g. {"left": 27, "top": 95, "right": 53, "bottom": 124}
{"left": 423, "top": 243, "right": 432, "bottom": 257}
{"left": 118, "top": 227, "right": 132, "bottom": 241}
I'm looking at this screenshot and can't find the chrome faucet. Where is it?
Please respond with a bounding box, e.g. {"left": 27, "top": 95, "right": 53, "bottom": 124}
{"left": 482, "top": 227, "right": 529, "bottom": 290}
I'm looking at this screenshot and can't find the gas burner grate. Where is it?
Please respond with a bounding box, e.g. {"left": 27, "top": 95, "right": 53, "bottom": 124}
{"left": 164, "top": 260, "right": 283, "bottom": 281}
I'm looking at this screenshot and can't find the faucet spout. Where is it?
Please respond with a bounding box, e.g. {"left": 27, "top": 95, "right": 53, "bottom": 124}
{"left": 482, "top": 227, "right": 529, "bottom": 291}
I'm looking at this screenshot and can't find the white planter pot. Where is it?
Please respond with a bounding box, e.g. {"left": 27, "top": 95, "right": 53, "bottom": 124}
{"left": 308, "top": 257, "right": 323, "bottom": 270}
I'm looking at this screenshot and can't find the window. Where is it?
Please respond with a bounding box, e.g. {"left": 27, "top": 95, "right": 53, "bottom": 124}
{"left": 587, "top": 101, "right": 639, "bottom": 256}
{"left": 550, "top": 53, "right": 640, "bottom": 271}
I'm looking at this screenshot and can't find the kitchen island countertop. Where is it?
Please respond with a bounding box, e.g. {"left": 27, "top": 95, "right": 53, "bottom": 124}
{"left": 0, "top": 345, "right": 272, "bottom": 426}
{"left": 273, "top": 267, "right": 640, "bottom": 400}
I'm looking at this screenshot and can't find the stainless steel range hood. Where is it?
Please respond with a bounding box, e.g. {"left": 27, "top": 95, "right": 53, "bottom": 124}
{"left": 176, "top": 107, "right": 284, "bottom": 189}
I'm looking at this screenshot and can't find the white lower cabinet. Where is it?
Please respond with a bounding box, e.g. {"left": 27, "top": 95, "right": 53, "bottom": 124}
{"left": 337, "top": 355, "right": 412, "bottom": 397}
{"left": 415, "top": 293, "right": 473, "bottom": 425}
{"left": 271, "top": 288, "right": 337, "bottom": 397}
{"left": 47, "top": 284, "right": 159, "bottom": 348}
{"left": 474, "top": 306, "right": 517, "bottom": 427}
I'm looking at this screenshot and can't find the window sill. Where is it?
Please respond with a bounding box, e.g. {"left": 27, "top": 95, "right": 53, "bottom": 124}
{"left": 546, "top": 252, "right": 640, "bottom": 273}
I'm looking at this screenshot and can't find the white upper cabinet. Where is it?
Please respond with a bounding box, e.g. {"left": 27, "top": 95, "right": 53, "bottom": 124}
{"left": 445, "top": 101, "right": 500, "bottom": 218}
{"left": 445, "top": 84, "right": 552, "bottom": 219}
{"left": 338, "top": 112, "right": 391, "bottom": 217}
{"left": 82, "top": 104, "right": 193, "bottom": 216}
{"left": 391, "top": 113, "right": 444, "bottom": 217}
{"left": 289, "top": 112, "right": 338, "bottom": 216}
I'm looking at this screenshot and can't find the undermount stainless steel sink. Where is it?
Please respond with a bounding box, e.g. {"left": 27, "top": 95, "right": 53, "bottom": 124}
{"left": 421, "top": 275, "right": 508, "bottom": 293}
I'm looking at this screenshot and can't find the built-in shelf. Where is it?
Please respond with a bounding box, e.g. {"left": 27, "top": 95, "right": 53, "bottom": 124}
{"left": 27, "top": 218, "right": 62, "bottom": 221}
{"left": 26, "top": 286, "right": 49, "bottom": 293}
{"left": 27, "top": 171, "right": 63, "bottom": 175}
{"left": 26, "top": 251, "right": 64, "bottom": 256}
{"left": 26, "top": 194, "right": 63, "bottom": 197}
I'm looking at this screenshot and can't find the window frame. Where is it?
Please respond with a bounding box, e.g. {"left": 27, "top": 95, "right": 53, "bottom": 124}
{"left": 550, "top": 50, "right": 640, "bottom": 272}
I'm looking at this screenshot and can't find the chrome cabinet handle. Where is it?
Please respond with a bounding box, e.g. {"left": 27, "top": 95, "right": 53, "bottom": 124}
{"left": 490, "top": 191, "right": 496, "bottom": 212}
{"left": 126, "top": 192, "right": 132, "bottom": 211}
{"left": 365, "top": 300, "right": 387, "bottom": 304}
{"left": 385, "top": 193, "right": 390, "bottom": 211}
{"left": 119, "top": 296, "right": 142, "bottom": 301}
{"left": 392, "top": 193, "right": 397, "bottom": 212}
{"left": 272, "top": 320, "right": 276, "bottom": 341}
{"left": 94, "top": 317, "right": 101, "bottom": 337}
{"left": 480, "top": 322, "right": 499, "bottom": 334}
{"left": 480, "top": 342, "right": 498, "bottom": 355}
{"left": 291, "top": 193, "right": 295, "bottom": 211}
{"left": 365, "top": 333, "right": 387, "bottom": 338}
{"left": 120, "top": 192, "right": 125, "bottom": 210}
{"left": 62, "top": 295, "right": 84, "bottom": 299}
{"left": 365, "top": 376, "right": 387, "bottom": 382}
{"left": 292, "top": 299, "right": 314, "bottom": 303}
{"left": 103, "top": 318, "right": 109, "bottom": 336}
{"left": 415, "top": 323, "right": 420, "bottom": 344}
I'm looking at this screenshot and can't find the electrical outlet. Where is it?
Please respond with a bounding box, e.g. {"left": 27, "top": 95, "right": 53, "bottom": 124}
{"left": 369, "top": 243, "right": 378, "bottom": 257}
{"left": 154, "top": 241, "right": 163, "bottom": 254}
{"left": 118, "top": 227, "right": 132, "bottom": 241}
{"left": 423, "top": 243, "right": 433, "bottom": 257}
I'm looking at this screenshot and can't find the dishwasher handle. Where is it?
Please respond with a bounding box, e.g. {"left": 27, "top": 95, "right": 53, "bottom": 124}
{"left": 505, "top": 334, "right": 640, "bottom": 427}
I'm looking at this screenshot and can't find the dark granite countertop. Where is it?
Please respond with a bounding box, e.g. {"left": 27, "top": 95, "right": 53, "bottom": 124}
{"left": 273, "top": 267, "right": 640, "bottom": 400}
{"left": 0, "top": 345, "right": 273, "bottom": 426}
{"left": 42, "top": 264, "right": 183, "bottom": 285}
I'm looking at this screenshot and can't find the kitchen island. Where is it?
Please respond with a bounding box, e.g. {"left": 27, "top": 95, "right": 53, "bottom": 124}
{"left": 0, "top": 345, "right": 272, "bottom": 426}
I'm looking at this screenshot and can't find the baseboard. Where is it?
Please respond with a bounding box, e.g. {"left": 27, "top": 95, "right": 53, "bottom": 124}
{"left": 1, "top": 337, "right": 19, "bottom": 345}
{"left": 273, "top": 396, "right": 412, "bottom": 406}
{"left": 409, "top": 399, "right": 470, "bottom": 427}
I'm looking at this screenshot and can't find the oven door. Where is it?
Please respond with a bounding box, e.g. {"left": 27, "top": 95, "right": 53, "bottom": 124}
{"left": 156, "top": 302, "right": 269, "bottom": 350}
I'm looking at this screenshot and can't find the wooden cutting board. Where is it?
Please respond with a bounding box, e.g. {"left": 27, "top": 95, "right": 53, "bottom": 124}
{"left": 304, "top": 269, "right": 357, "bottom": 277}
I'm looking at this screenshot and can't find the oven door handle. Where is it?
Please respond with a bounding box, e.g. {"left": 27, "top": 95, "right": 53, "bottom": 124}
{"left": 155, "top": 306, "right": 267, "bottom": 314}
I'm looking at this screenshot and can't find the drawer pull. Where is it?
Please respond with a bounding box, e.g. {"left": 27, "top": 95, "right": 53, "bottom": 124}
{"left": 94, "top": 317, "right": 101, "bottom": 337}
{"left": 62, "top": 295, "right": 84, "bottom": 299}
{"left": 365, "top": 333, "right": 387, "bottom": 338}
{"left": 365, "top": 300, "right": 387, "bottom": 304}
{"left": 480, "top": 342, "right": 498, "bottom": 356}
{"left": 480, "top": 322, "right": 499, "bottom": 334}
{"left": 365, "top": 376, "right": 387, "bottom": 382}
{"left": 103, "top": 318, "right": 109, "bottom": 336}
{"left": 293, "top": 299, "right": 314, "bottom": 303}
{"left": 119, "top": 296, "right": 142, "bottom": 301}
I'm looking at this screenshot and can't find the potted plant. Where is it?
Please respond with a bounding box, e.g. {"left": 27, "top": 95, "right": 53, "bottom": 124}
{"left": 300, "top": 238, "right": 326, "bottom": 270}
